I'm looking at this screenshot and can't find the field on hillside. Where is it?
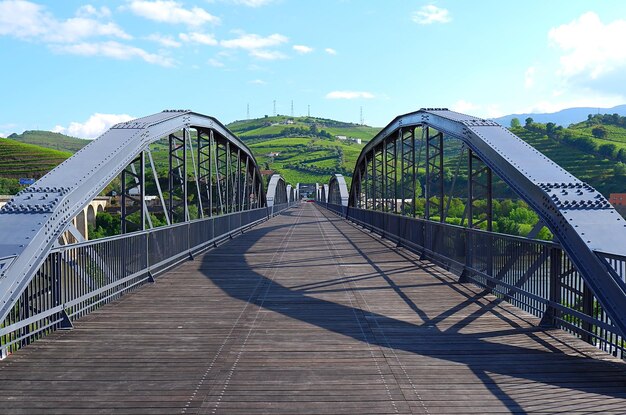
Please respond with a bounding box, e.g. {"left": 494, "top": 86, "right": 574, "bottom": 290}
{"left": 0, "top": 138, "right": 72, "bottom": 178}
{"left": 227, "top": 116, "right": 380, "bottom": 185}
{"left": 7, "top": 130, "right": 89, "bottom": 153}
{"left": 511, "top": 127, "right": 624, "bottom": 195}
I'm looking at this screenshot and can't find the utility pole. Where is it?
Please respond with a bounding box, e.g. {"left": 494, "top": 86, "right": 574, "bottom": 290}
{"left": 247, "top": 103, "right": 250, "bottom": 120}
{"left": 273, "top": 100, "right": 276, "bottom": 117}
{"left": 307, "top": 104, "right": 310, "bottom": 117}
{"left": 291, "top": 100, "right": 294, "bottom": 117}
{"left": 360, "top": 106, "right": 364, "bottom": 125}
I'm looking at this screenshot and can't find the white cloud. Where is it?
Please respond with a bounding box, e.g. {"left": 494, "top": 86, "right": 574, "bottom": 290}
{"left": 451, "top": 101, "right": 503, "bottom": 118}
{"left": 221, "top": 33, "right": 287, "bottom": 50}
{"left": 208, "top": 58, "right": 224, "bottom": 67}
{"left": 76, "top": 4, "right": 112, "bottom": 19}
{"left": 0, "top": 1, "right": 130, "bottom": 43}
{"left": 53, "top": 113, "right": 135, "bottom": 139}
{"left": 220, "top": 33, "right": 288, "bottom": 59}
{"left": 231, "top": 0, "right": 274, "bottom": 6}
{"left": 325, "top": 91, "right": 375, "bottom": 100}
{"left": 146, "top": 33, "right": 181, "bottom": 47}
{"left": 249, "top": 79, "right": 266, "bottom": 85}
{"left": 524, "top": 66, "right": 536, "bottom": 89}
{"left": 452, "top": 100, "right": 479, "bottom": 114}
{"left": 293, "top": 44, "right": 313, "bottom": 54}
{"left": 249, "top": 49, "right": 286, "bottom": 60}
{"left": 179, "top": 32, "right": 218, "bottom": 45}
{"left": 412, "top": 5, "right": 451, "bottom": 25}
{"left": 549, "top": 12, "right": 626, "bottom": 81}
{"left": 52, "top": 41, "right": 175, "bottom": 67}
{"left": 324, "top": 47, "right": 337, "bottom": 55}
{"left": 127, "top": 0, "right": 220, "bottom": 26}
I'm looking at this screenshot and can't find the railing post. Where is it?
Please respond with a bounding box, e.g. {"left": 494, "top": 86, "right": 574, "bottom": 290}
{"left": 541, "top": 247, "right": 562, "bottom": 327}
{"left": 581, "top": 283, "right": 594, "bottom": 344}
{"left": 460, "top": 228, "right": 473, "bottom": 283}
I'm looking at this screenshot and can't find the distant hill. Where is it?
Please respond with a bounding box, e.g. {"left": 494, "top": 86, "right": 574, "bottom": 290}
{"left": 227, "top": 116, "right": 381, "bottom": 185}
{"left": 494, "top": 104, "right": 626, "bottom": 127}
{"left": 0, "top": 138, "right": 72, "bottom": 179}
{"left": 7, "top": 130, "right": 89, "bottom": 153}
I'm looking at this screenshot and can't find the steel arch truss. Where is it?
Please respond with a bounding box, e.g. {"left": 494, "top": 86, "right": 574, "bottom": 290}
{"left": 266, "top": 174, "right": 288, "bottom": 207}
{"left": 0, "top": 110, "right": 266, "bottom": 323}
{"left": 348, "top": 108, "right": 626, "bottom": 338}
{"left": 328, "top": 174, "right": 349, "bottom": 206}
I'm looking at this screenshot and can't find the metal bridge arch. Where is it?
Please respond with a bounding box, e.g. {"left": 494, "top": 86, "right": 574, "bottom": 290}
{"left": 347, "top": 108, "right": 626, "bottom": 339}
{"left": 266, "top": 174, "right": 288, "bottom": 207}
{"left": 0, "top": 110, "right": 267, "bottom": 325}
{"left": 328, "top": 174, "right": 349, "bottom": 206}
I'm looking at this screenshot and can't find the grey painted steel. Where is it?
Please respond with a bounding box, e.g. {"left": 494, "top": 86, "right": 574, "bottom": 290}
{"left": 0, "top": 110, "right": 265, "bottom": 323}
{"left": 349, "top": 108, "right": 626, "bottom": 339}
{"left": 328, "top": 174, "right": 349, "bottom": 206}
{"left": 266, "top": 174, "right": 288, "bottom": 207}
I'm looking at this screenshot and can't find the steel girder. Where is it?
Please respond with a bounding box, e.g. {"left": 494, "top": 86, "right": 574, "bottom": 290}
{"left": 328, "top": 174, "right": 349, "bottom": 206}
{"left": 0, "top": 110, "right": 266, "bottom": 323}
{"left": 348, "top": 108, "right": 626, "bottom": 338}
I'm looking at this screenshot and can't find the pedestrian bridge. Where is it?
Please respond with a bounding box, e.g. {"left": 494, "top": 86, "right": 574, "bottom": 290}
{"left": 0, "top": 109, "right": 625, "bottom": 413}
{"left": 1, "top": 203, "right": 625, "bottom": 414}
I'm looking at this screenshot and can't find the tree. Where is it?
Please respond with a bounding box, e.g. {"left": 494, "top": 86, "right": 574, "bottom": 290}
{"left": 598, "top": 143, "right": 617, "bottom": 158}
{"left": 546, "top": 122, "right": 556, "bottom": 137}
{"left": 524, "top": 117, "right": 534, "bottom": 127}
{"left": 510, "top": 118, "right": 521, "bottom": 128}
{"left": 592, "top": 125, "right": 608, "bottom": 139}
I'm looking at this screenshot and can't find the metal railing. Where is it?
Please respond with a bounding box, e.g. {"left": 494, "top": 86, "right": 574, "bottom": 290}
{"left": 0, "top": 202, "right": 297, "bottom": 358}
{"left": 320, "top": 202, "right": 626, "bottom": 359}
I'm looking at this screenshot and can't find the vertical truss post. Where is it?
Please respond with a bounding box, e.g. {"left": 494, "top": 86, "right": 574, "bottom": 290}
{"left": 225, "top": 142, "right": 232, "bottom": 213}
{"left": 214, "top": 138, "right": 226, "bottom": 215}
{"left": 236, "top": 149, "right": 242, "bottom": 211}
{"left": 393, "top": 138, "right": 398, "bottom": 213}
{"left": 425, "top": 128, "right": 444, "bottom": 222}
{"left": 242, "top": 157, "right": 249, "bottom": 211}
{"left": 400, "top": 127, "right": 417, "bottom": 217}
{"left": 467, "top": 150, "right": 493, "bottom": 231}
{"left": 384, "top": 138, "right": 396, "bottom": 213}
{"left": 356, "top": 165, "right": 363, "bottom": 209}
{"left": 198, "top": 130, "right": 212, "bottom": 217}
{"left": 121, "top": 152, "right": 145, "bottom": 233}
{"left": 371, "top": 150, "right": 376, "bottom": 211}
{"left": 168, "top": 133, "right": 187, "bottom": 223}
{"left": 251, "top": 167, "right": 257, "bottom": 209}
{"left": 363, "top": 159, "right": 370, "bottom": 210}
{"left": 375, "top": 147, "right": 384, "bottom": 212}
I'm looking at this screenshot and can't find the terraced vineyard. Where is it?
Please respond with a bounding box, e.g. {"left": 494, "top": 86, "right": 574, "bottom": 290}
{"left": 7, "top": 130, "right": 89, "bottom": 153}
{"left": 0, "top": 138, "right": 72, "bottom": 178}
{"left": 511, "top": 127, "right": 624, "bottom": 195}
{"left": 227, "top": 116, "right": 380, "bottom": 186}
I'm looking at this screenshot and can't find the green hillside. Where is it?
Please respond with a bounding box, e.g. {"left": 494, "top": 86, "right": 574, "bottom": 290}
{"left": 511, "top": 126, "right": 626, "bottom": 195}
{"left": 7, "top": 130, "right": 89, "bottom": 153}
{"left": 0, "top": 139, "right": 72, "bottom": 193}
{"left": 227, "top": 116, "right": 380, "bottom": 185}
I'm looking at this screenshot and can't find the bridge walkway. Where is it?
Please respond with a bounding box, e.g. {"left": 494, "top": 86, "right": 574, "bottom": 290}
{"left": 0, "top": 203, "right": 625, "bottom": 414}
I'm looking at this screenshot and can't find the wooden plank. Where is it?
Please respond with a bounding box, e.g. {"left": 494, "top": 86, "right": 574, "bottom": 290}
{"left": 0, "top": 203, "right": 624, "bottom": 414}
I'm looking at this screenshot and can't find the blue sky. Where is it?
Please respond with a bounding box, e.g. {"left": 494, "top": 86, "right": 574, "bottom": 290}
{"left": 2, "top": 0, "right": 626, "bottom": 138}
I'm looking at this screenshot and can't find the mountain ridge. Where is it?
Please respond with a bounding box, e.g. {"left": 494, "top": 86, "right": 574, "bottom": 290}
{"left": 494, "top": 104, "right": 626, "bottom": 127}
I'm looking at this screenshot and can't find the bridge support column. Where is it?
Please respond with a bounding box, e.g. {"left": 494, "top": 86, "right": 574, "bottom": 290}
{"left": 541, "top": 247, "right": 563, "bottom": 327}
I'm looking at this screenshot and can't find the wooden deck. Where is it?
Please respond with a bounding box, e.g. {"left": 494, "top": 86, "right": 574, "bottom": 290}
{"left": 0, "top": 203, "right": 625, "bottom": 414}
